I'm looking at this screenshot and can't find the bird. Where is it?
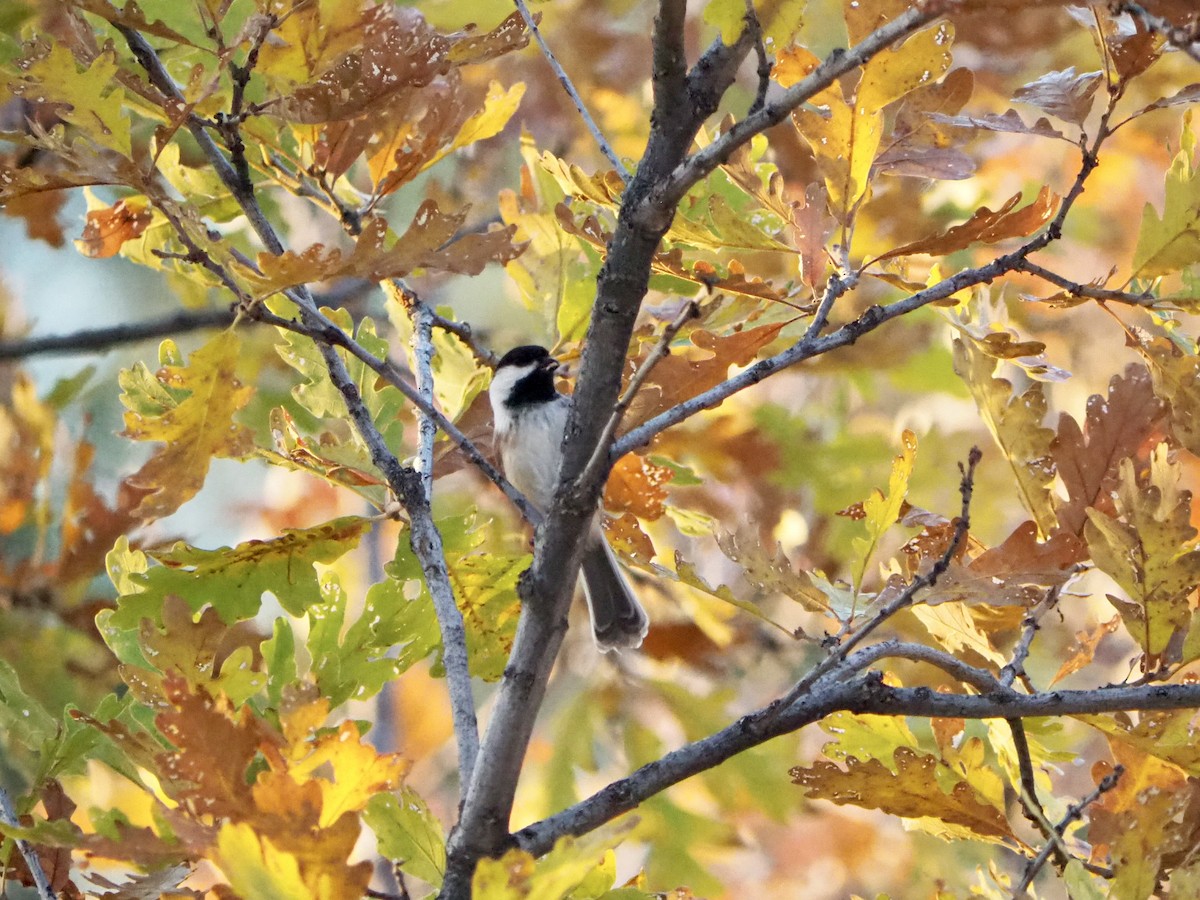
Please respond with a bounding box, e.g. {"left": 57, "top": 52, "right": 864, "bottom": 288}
{"left": 488, "top": 345, "right": 649, "bottom": 652}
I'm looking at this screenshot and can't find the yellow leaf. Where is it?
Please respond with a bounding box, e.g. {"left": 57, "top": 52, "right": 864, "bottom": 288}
{"left": 216, "top": 822, "right": 310, "bottom": 900}
{"left": 289, "top": 721, "right": 410, "bottom": 827}
{"left": 704, "top": 0, "right": 805, "bottom": 48}
{"left": 11, "top": 42, "right": 131, "bottom": 157}
{"left": 426, "top": 81, "right": 526, "bottom": 171}
{"left": 120, "top": 331, "right": 254, "bottom": 520}
{"left": 851, "top": 429, "right": 917, "bottom": 593}
{"left": 790, "top": 747, "right": 1018, "bottom": 846}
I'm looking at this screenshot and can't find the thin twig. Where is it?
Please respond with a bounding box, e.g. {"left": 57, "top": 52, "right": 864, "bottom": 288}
{"left": 512, "top": 0, "right": 629, "bottom": 181}
{"left": 1016, "top": 259, "right": 1156, "bottom": 307}
{"left": 744, "top": 0, "right": 771, "bottom": 117}
{"left": 1015, "top": 765, "right": 1125, "bottom": 893}
{"left": 770, "top": 448, "right": 981, "bottom": 719}
{"left": 615, "top": 94, "right": 1116, "bottom": 460}
{"left": 0, "top": 786, "right": 54, "bottom": 900}
{"left": 1001, "top": 586, "right": 1063, "bottom": 690}
{"left": 395, "top": 279, "right": 480, "bottom": 788}
{"left": 576, "top": 299, "right": 699, "bottom": 493}
{"left": 803, "top": 270, "right": 855, "bottom": 341}
{"left": 0, "top": 309, "right": 235, "bottom": 360}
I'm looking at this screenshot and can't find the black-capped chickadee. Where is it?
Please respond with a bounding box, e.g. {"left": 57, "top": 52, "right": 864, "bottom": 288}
{"left": 489, "top": 345, "right": 649, "bottom": 652}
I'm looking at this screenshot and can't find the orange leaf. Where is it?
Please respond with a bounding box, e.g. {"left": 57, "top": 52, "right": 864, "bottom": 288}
{"left": 75, "top": 199, "right": 152, "bottom": 259}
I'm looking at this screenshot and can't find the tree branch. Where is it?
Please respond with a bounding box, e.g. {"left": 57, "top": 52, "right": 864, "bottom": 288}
{"left": 0, "top": 785, "right": 54, "bottom": 900}
{"left": 399, "top": 281, "right": 480, "bottom": 788}
{"left": 1016, "top": 765, "right": 1124, "bottom": 892}
{"left": 118, "top": 25, "right": 484, "bottom": 798}
{"left": 1015, "top": 259, "right": 1156, "bottom": 307}
{"left": 657, "top": 5, "right": 940, "bottom": 207}
{"left": 0, "top": 309, "right": 235, "bottom": 360}
{"left": 614, "top": 98, "right": 1113, "bottom": 459}
{"left": 512, "top": 0, "right": 629, "bottom": 181}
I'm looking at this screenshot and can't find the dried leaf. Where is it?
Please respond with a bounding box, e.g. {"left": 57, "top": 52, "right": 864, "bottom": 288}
{"left": 1052, "top": 615, "right": 1121, "bottom": 684}
{"left": 878, "top": 187, "right": 1059, "bottom": 261}
{"left": 1052, "top": 365, "right": 1166, "bottom": 537}
{"left": 931, "top": 109, "right": 1067, "bottom": 140}
{"left": 624, "top": 322, "right": 785, "bottom": 427}
{"left": 1012, "top": 67, "right": 1103, "bottom": 126}
{"left": 604, "top": 454, "right": 672, "bottom": 520}
{"left": 248, "top": 203, "right": 523, "bottom": 294}
{"left": 277, "top": 7, "right": 450, "bottom": 124}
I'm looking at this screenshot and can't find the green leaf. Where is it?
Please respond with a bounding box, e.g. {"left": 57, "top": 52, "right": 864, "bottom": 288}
{"left": 0, "top": 659, "right": 56, "bottom": 753}
{"left": 365, "top": 788, "right": 446, "bottom": 888}
{"left": 1133, "top": 113, "right": 1200, "bottom": 278}
{"left": 263, "top": 618, "right": 297, "bottom": 711}
{"left": 952, "top": 337, "right": 1057, "bottom": 534}
{"left": 108, "top": 516, "right": 373, "bottom": 629}
{"left": 308, "top": 571, "right": 438, "bottom": 708}
{"left": 473, "top": 821, "right": 635, "bottom": 900}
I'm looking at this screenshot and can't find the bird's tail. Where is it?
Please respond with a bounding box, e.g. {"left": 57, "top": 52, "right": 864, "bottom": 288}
{"left": 580, "top": 530, "right": 649, "bottom": 652}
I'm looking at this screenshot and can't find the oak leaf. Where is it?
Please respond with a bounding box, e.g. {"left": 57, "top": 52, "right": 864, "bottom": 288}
{"left": 790, "top": 747, "right": 1017, "bottom": 844}
{"left": 1085, "top": 446, "right": 1200, "bottom": 657}
{"left": 877, "top": 187, "right": 1059, "bottom": 261}
{"left": 75, "top": 198, "right": 152, "bottom": 258}
{"left": 120, "top": 331, "right": 255, "bottom": 520}
{"left": 1052, "top": 364, "right": 1166, "bottom": 537}
{"left": 1132, "top": 116, "right": 1200, "bottom": 278}
{"left": 1012, "top": 67, "right": 1103, "bottom": 126}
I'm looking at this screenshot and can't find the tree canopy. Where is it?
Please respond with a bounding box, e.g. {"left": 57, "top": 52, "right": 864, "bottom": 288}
{"left": 2, "top": 0, "right": 1200, "bottom": 897}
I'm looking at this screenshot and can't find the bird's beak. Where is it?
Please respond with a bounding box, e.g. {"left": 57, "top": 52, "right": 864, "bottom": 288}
{"left": 540, "top": 357, "right": 562, "bottom": 376}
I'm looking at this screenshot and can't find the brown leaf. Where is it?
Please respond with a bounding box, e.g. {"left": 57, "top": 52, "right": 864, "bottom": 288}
{"left": 624, "top": 322, "right": 785, "bottom": 428}
{"left": 249, "top": 202, "right": 524, "bottom": 294}
{"left": 604, "top": 512, "right": 655, "bottom": 563}
{"left": 155, "top": 675, "right": 277, "bottom": 820}
{"left": 931, "top": 109, "right": 1067, "bottom": 141}
{"left": 874, "top": 67, "right": 977, "bottom": 181}
{"left": 877, "top": 187, "right": 1059, "bottom": 261}
{"left": 1012, "top": 67, "right": 1103, "bottom": 126}
{"left": 794, "top": 183, "right": 835, "bottom": 290}
{"left": 1052, "top": 365, "right": 1167, "bottom": 537}
{"left": 74, "top": 199, "right": 152, "bottom": 258}
{"left": 278, "top": 7, "right": 451, "bottom": 124}
{"left": 445, "top": 11, "right": 531, "bottom": 65}
{"left": 2, "top": 188, "right": 67, "bottom": 246}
